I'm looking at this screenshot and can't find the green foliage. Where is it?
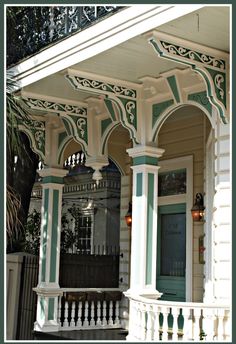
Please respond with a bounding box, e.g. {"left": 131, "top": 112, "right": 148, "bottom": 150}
{"left": 24, "top": 209, "right": 41, "bottom": 255}
{"left": 23, "top": 208, "right": 80, "bottom": 254}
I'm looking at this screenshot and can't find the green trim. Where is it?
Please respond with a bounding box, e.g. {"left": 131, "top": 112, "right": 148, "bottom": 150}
{"left": 58, "top": 131, "right": 67, "bottom": 147}
{"left": 101, "top": 118, "right": 113, "bottom": 136}
{"left": 152, "top": 99, "right": 174, "bottom": 128}
{"left": 159, "top": 203, "right": 186, "bottom": 214}
{"left": 205, "top": 68, "right": 226, "bottom": 108}
{"left": 136, "top": 173, "right": 143, "bottom": 197}
{"left": 157, "top": 203, "right": 186, "bottom": 302}
{"left": 133, "top": 156, "right": 158, "bottom": 166}
{"left": 40, "top": 297, "right": 45, "bottom": 321}
{"left": 119, "top": 97, "right": 137, "bottom": 130}
{"left": 62, "top": 118, "right": 72, "bottom": 135}
{"left": 41, "top": 189, "right": 49, "bottom": 282}
{"left": 167, "top": 76, "right": 180, "bottom": 103}
{"left": 42, "top": 176, "right": 64, "bottom": 184}
{"left": 104, "top": 98, "right": 117, "bottom": 121}
{"left": 188, "top": 91, "right": 212, "bottom": 116}
{"left": 146, "top": 173, "right": 154, "bottom": 284}
{"left": 50, "top": 190, "right": 59, "bottom": 283}
{"left": 48, "top": 298, "right": 55, "bottom": 321}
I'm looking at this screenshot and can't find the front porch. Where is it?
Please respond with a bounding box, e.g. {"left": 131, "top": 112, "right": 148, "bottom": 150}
{"left": 6, "top": 4, "right": 231, "bottom": 342}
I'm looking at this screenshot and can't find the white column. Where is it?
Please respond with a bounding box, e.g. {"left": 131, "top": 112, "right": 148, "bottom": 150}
{"left": 34, "top": 167, "right": 67, "bottom": 332}
{"left": 125, "top": 145, "right": 164, "bottom": 296}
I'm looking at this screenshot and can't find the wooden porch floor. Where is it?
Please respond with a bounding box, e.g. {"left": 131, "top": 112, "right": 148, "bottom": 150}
{"left": 33, "top": 328, "right": 128, "bottom": 341}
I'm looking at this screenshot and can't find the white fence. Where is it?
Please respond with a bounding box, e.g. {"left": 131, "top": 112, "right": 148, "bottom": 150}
{"left": 126, "top": 294, "right": 230, "bottom": 341}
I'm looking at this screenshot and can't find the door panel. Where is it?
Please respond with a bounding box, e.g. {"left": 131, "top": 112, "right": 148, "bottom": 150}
{"left": 157, "top": 203, "right": 186, "bottom": 301}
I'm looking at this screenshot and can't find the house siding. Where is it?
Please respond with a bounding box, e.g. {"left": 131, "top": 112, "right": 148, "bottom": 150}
{"left": 157, "top": 108, "right": 210, "bottom": 302}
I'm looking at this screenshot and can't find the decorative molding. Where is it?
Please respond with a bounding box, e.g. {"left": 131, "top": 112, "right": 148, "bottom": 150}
{"left": 18, "top": 117, "right": 45, "bottom": 160}
{"left": 159, "top": 40, "right": 225, "bottom": 71}
{"left": 188, "top": 91, "right": 212, "bottom": 116}
{"left": 22, "top": 95, "right": 88, "bottom": 155}
{"left": 152, "top": 99, "right": 174, "bottom": 128}
{"left": 61, "top": 115, "right": 88, "bottom": 152}
{"left": 66, "top": 75, "right": 136, "bottom": 99}
{"left": 23, "top": 97, "right": 87, "bottom": 116}
{"left": 148, "top": 32, "right": 229, "bottom": 124}
{"left": 65, "top": 72, "right": 140, "bottom": 144}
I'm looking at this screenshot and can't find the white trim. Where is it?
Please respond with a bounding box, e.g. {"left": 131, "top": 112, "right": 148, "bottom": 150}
{"left": 203, "top": 129, "right": 214, "bottom": 302}
{"left": 8, "top": 5, "right": 205, "bottom": 89}
{"left": 127, "top": 145, "right": 165, "bottom": 158}
{"left": 158, "top": 155, "right": 193, "bottom": 302}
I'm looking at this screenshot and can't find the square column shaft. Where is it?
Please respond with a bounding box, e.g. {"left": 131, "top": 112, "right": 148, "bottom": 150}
{"left": 126, "top": 145, "right": 164, "bottom": 297}
{"left": 34, "top": 167, "right": 67, "bottom": 332}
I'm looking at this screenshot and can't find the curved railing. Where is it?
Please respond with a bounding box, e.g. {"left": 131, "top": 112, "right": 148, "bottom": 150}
{"left": 125, "top": 293, "right": 230, "bottom": 341}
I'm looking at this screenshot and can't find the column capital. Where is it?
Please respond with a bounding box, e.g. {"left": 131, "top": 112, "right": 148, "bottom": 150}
{"left": 38, "top": 167, "right": 68, "bottom": 184}
{"left": 127, "top": 145, "right": 165, "bottom": 166}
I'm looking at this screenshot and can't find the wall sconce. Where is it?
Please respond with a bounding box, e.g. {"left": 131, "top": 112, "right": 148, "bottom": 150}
{"left": 191, "top": 193, "right": 205, "bottom": 221}
{"left": 125, "top": 202, "right": 132, "bottom": 227}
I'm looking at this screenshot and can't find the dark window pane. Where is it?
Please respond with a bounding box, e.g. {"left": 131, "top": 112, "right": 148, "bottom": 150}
{"left": 160, "top": 213, "right": 186, "bottom": 276}
{"left": 158, "top": 169, "right": 186, "bottom": 196}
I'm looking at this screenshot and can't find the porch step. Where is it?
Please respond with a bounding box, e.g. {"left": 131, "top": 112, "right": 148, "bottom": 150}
{"left": 33, "top": 328, "right": 128, "bottom": 341}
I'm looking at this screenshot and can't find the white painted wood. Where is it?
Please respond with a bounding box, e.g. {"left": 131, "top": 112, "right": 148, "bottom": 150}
{"left": 90, "top": 301, "right": 95, "bottom": 327}
{"left": 70, "top": 302, "right": 76, "bottom": 327}
{"left": 9, "top": 5, "right": 205, "bottom": 89}
{"left": 96, "top": 301, "right": 101, "bottom": 326}
{"left": 172, "top": 307, "right": 179, "bottom": 341}
{"left": 193, "top": 308, "right": 201, "bottom": 341}
{"left": 64, "top": 302, "right": 69, "bottom": 328}
{"left": 161, "top": 306, "right": 169, "bottom": 341}
{"left": 84, "top": 301, "right": 89, "bottom": 327}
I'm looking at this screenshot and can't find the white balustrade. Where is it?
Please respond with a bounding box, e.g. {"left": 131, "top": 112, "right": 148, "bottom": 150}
{"left": 125, "top": 294, "right": 230, "bottom": 341}
{"left": 58, "top": 288, "right": 122, "bottom": 331}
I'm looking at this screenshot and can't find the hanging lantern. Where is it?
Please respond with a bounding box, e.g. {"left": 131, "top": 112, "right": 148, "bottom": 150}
{"left": 125, "top": 202, "right": 132, "bottom": 227}
{"left": 191, "top": 193, "right": 205, "bottom": 221}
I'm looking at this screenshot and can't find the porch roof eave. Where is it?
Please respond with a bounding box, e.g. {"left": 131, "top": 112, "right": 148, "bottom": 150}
{"left": 7, "top": 4, "right": 205, "bottom": 91}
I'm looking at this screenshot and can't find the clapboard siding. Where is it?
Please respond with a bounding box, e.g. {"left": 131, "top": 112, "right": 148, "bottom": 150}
{"left": 158, "top": 109, "right": 210, "bottom": 302}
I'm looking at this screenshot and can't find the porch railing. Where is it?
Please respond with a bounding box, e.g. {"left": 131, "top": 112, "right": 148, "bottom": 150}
{"left": 126, "top": 294, "right": 230, "bottom": 341}
{"left": 7, "top": 6, "right": 124, "bottom": 66}
{"left": 58, "top": 288, "right": 122, "bottom": 330}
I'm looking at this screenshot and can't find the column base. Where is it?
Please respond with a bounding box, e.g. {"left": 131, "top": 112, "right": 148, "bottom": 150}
{"left": 34, "top": 320, "right": 60, "bottom": 332}
{"left": 124, "top": 288, "right": 163, "bottom": 300}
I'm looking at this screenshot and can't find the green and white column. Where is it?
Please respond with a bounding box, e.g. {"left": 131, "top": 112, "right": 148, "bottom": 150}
{"left": 126, "top": 145, "right": 164, "bottom": 296}
{"left": 34, "top": 167, "right": 67, "bottom": 332}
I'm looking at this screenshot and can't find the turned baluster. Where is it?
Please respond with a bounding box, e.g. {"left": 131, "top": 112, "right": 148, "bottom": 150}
{"left": 153, "top": 305, "right": 161, "bottom": 341}
{"left": 102, "top": 300, "right": 107, "bottom": 326}
{"left": 161, "top": 306, "right": 170, "bottom": 341}
{"left": 216, "top": 308, "right": 225, "bottom": 341}
{"left": 96, "top": 301, "right": 102, "bottom": 326}
{"left": 182, "top": 307, "right": 193, "bottom": 341}
{"left": 172, "top": 307, "right": 180, "bottom": 341}
{"left": 193, "top": 308, "right": 201, "bottom": 340}
{"left": 83, "top": 300, "right": 89, "bottom": 327}
{"left": 115, "top": 301, "right": 120, "bottom": 325}
{"left": 70, "top": 301, "right": 76, "bottom": 327}
{"left": 64, "top": 301, "right": 69, "bottom": 328}
{"left": 76, "top": 301, "right": 82, "bottom": 328}
{"left": 90, "top": 301, "right": 95, "bottom": 327}
{"left": 146, "top": 304, "right": 154, "bottom": 341}
{"left": 108, "top": 300, "right": 113, "bottom": 325}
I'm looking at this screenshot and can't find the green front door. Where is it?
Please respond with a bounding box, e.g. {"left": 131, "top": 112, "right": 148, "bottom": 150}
{"left": 157, "top": 203, "right": 186, "bottom": 302}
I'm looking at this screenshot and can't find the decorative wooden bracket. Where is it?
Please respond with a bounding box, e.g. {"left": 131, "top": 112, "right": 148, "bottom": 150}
{"left": 65, "top": 69, "right": 140, "bottom": 143}
{"left": 148, "top": 31, "right": 229, "bottom": 124}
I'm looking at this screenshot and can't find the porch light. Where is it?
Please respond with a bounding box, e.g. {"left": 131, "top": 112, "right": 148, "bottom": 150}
{"left": 125, "top": 202, "right": 132, "bottom": 227}
{"left": 191, "top": 193, "right": 205, "bottom": 221}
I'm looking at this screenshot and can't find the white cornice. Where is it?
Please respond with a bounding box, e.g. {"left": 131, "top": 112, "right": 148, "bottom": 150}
{"left": 8, "top": 5, "right": 205, "bottom": 90}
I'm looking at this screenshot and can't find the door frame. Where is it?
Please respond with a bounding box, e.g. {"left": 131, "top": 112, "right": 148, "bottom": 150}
{"left": 158, "top": 155, "right": 193, "bottom": 302}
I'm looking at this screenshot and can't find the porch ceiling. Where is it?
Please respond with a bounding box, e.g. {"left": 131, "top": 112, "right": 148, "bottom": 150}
{"left": 22, "top": 5, "right": 230, "bottom": 103}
